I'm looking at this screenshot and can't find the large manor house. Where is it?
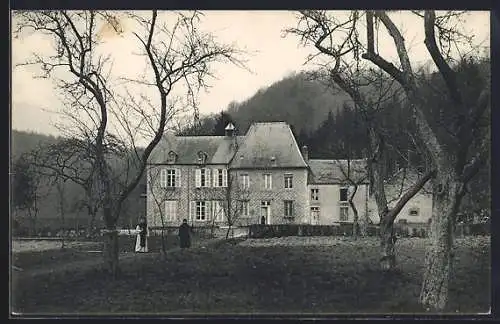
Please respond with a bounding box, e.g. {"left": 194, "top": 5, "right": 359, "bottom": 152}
{"left": 146, "top": 122, "right": 432, "bottom": 228}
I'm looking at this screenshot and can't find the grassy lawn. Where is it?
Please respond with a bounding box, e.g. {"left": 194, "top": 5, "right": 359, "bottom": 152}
{"left": 11, "top": 236, "right": 490, "bottom": 315}
{"left": 11, "top": 235, "right": 196, "bottom": 271}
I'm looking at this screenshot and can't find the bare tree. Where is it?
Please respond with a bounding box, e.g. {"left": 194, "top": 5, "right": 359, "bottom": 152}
{"left": 286, "top": 10, "right": 490, "bottom": 311}
{"left": 289, "top": 13, "right": 434, "bottom": 272}
{"left": 14, "top": 10, "right": 244, "bottom": 276}
{"left": 224, "top": 171, "right": 250, "bottom": 239}
{"left": 336, "top": 159, "right": 368, "bottom": 239}
{"left": 29, "top": 138, "right": 103, "bottom": 237}
{"left": 54, "top": 178, "right": 68, "bottom": 248}
{"left": 204, "top": 171, "right": 249, "bottom": 239}
{"left": 147, "top": 166, "right": 177, "bottom": 258}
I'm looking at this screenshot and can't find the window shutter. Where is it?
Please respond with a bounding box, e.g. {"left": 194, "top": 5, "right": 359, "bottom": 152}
{"left": 213, "top": 169, "right": 218, "bottom": 187}
{"left": 195, "top": 169, "right": 201, "bottom": 188}
{"left": 190, "top": 201, "right": 196, "bottom": 221}
{"left": 164, "top": 201, "right": 169, "bottom": 223}
{"left": 160, "top": 169, "right": 167, "bottom": 188}
{"left": 219, "top": 201, "right": 226, "bottom": 222}
{"left": 172, "top": 201, "right": 178, "bottom": 221}
{"left": 176, "top": 169, "right": 181, "bottom": 187}
{"left": 222, "top": 169, "right": 228, "bottom": 187}
{"left": 210, "top": 201, "right": 216, "bottom": 221}
{"left": 206, "top": 201, "right": 211, "bottom": 221}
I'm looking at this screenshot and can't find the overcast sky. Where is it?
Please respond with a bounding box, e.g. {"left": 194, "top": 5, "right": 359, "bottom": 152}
{"left": 11, "top": 10, "right": 490, "bottom": 137}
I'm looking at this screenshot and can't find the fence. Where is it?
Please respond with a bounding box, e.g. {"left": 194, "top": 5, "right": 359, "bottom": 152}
{"left": 248, "top": 224, "right": 379, "bottom": 239}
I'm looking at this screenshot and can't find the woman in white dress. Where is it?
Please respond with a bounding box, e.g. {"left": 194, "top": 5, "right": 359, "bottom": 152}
{"left": 135, "top": 218, "right": 149, "bottom": 253}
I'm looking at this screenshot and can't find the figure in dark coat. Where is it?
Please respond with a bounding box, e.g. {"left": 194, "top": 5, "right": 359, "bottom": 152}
{"left": 179, "top": 219, "right": 191, "bottom": 248}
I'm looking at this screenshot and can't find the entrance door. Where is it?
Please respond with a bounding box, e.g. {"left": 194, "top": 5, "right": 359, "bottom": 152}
{"left": 260, "top": 201, "right": 271, "bottom": 224}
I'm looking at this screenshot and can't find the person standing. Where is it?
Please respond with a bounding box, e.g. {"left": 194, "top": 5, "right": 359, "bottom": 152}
{"left": 135, "top": 217, "right": 149, "bottom": 253}
{"left": 178, "top": 219, "right": 191, "bottom": 249}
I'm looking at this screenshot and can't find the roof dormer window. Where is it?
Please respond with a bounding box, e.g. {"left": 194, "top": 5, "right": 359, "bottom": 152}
{"left": 197, "top": 151, "right": 208, "bottom": 165}
{"left": 167, "top": 151, "right": 177, "bottom": 164}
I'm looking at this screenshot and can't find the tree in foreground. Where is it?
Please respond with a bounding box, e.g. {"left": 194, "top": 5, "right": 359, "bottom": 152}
{"left": 287, "top": 10, "right": 490, "bottom": 311}
{"left": 14, "top": 10, "right": 244, "bottom": 276}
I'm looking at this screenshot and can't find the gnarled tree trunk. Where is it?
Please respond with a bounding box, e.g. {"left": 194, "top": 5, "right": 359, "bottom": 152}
{"left": 419, "top": 172, "right": 462, "bottom": 311}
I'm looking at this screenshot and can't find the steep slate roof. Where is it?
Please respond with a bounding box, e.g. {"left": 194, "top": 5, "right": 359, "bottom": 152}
{"left": 308, "top": 159, "right": 369, "bottom": 184}
{"left": 229, "top": 122, "right": 308, "bottom": 169}
{"left": 148, "top": 134, "right": 244, "bottom": 164}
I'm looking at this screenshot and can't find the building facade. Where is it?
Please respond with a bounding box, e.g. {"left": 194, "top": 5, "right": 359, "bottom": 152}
{"left": 146, "top": 122, "right": 432, "bottom": 229}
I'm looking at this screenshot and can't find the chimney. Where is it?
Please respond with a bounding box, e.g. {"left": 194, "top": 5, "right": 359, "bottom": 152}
{"left": 225, "top": 122, "right": 235, "bottom": 137}
{"left": 301, "top": 145, "right": 309, "bottom": 162}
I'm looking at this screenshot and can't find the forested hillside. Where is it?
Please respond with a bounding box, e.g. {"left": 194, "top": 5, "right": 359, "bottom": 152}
{"left": 179, "top": 71, "right": 351, "bottom": 136}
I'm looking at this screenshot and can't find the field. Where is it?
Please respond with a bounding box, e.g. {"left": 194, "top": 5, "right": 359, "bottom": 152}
{"left": 11, "top": 236, "right": 490, "bottom": 316}
{"left": 11, "top": 233, "right": 210, "bottom": 272}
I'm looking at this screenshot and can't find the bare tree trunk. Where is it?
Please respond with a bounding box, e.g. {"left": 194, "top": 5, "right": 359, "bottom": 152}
{"left": 57, "top": 181, "right": 66, "bottom": 249}
{"left": 160, "top": 215, "right": 167, "bottom": 259}
{"left": 226, "top": 224, "right": 232, "bottom": 239}
{"left": 349, "top": 185, "right": 359, "bottom": 240}
{"left": 30, "top": 195, "right": 39, "bottom": 236}
{"left": 103, "top": 206, "right": 120, "bottom": 278}
{"left": 379, "top": 214, "right": 396, "bottom": 271}
{"left": 419, "top": 173, "right": 462, "bottom": 311}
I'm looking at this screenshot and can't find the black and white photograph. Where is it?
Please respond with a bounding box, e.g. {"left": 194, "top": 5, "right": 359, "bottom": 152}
{"left": 10, "top": 8, "right": 492, "bottom": 317}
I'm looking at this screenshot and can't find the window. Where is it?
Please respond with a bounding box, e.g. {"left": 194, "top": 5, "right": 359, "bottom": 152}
{"left": 284, "top": 200, "right": 294, "bottom": 218}
{"left": 212, "top": 201, "right": 225, "bottom": 222}
{"left": 240, "top": 174, "right": 250, "bottom": 189}
{"left": 164, "top": 200, "right": 177, "bottom": 221}
{"left": 311, "top": 188, "right": 319, "bottom": 201}
{"left": 263, "top": 174, "right": 272, "bottom": 190}
{"left": 213, "top": 168, "right": 228, "bottom": 187}
{"left": 340, "top": 187, "right": 349, "bottom": 202}
{"left": 196, "top": 201, "right": 207, "bottom": 221}
{"left": 160, "top": 169, "right": 180, "bottom": 188}
{"left": 409, "top": 208, "right": 420, "bottom": 216}
{"left": 240, "top": 200, "right": 249, "bottom": 217}
{"left": 167, "top": 169, "right": 176, "bottom": 187}
{"left": 195, "top": 168, "right": 210, "bottom": 188}
{"left": 284, "top": 174, "right": 293, "bottom": 189}
{"left": 339, "top": 205, "right": 349, "bottom": 221}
